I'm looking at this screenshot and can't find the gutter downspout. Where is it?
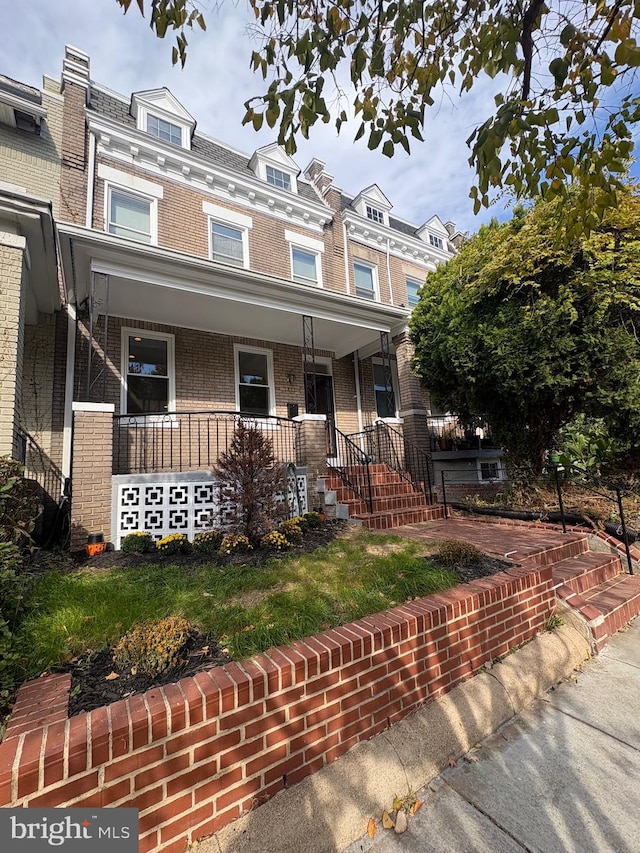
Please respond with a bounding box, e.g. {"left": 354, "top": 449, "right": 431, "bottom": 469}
{"left": 61, "top": 302, "right": 76, "bottom": 489}
{"left": 343, "top": 217, "right": 351, "bottom": 295}
{"left": 85, "top": 130, "right": 96, "bottom": 228}
{"left": 386, "top": 238, "right": 394, "bottom": 306}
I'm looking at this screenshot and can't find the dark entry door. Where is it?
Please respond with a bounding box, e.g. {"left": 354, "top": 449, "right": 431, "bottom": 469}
{"left": 305, "top": 372, "right": 337, "bottom": 456}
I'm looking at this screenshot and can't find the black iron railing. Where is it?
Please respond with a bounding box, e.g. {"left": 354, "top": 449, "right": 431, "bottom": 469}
{"left": 427, "top": 414, "right": 497, "bottom": 452}
{"left": 14, "top": 426, "right": 69, "bottom": 547}
{"left": 329, "top": 426, "right": 373, "bottom": 513}
{"left": 350, "top": 422, "right": 434, "bottom": 504}
{"left": 439, "top": 463, "right": 636, "bottom": 574}
{"left": 113, "top": 411, "right": 298, "bottom": 475}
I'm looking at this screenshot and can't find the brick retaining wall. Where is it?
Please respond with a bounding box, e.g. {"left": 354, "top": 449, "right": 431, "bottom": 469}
{"left": 0, "top": 564, "right": 554, "bottom": 852}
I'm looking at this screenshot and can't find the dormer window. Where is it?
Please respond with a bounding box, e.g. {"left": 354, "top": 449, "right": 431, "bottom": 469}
{"left": 147, "top": 114, "right": 182, "bottom": 146}
{"left": 131, "top": 89, "right": 195, "bottom": 151}
{"left": 366, "top": 205, "right": 384, "bottom": 224}
{"left": 266, "top": 165, "right": 291, "bottom": 191}
{"left": 429, "top": 234, "right": 444, "bottom": 250}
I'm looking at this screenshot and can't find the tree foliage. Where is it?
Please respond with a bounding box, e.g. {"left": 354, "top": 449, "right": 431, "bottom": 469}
{"left": 213, "top": 421, "right": 287, "bottom": 544}
{"left": 409, "top": 188, "right": 640, "bottom": 473}
{"left": 119, "top": 0, "right": 640, "bottom": 233}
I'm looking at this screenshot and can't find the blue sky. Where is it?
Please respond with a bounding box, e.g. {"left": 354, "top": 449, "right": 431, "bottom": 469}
{"left": 0, "top": 0, "right": 540, "bottom": 233}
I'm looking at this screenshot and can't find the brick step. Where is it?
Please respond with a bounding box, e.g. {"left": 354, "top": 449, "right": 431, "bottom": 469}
{"left": 353, "top": 505, "right": 445, "bottom": 530}
{"left": 558, "top": 573, "right": 640, "bottom": 653}
{"left": 520, "top": 535, "right": 590, "bottom": 568}
{"left": 339, "top": 493, "right": 434, "bottom": 515}
{"left": 326, "top": 469, "right": 413, "bottom": 488}
{"left": 552, "top": 551, "right": 622, "bottom": 596}
{"left": 330, "top": 480, "right": 421, "bottom": 502}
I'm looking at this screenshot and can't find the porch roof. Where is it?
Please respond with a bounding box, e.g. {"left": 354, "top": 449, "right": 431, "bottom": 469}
{"left": 57, "top": 224, "right": 409, "bottom": 359}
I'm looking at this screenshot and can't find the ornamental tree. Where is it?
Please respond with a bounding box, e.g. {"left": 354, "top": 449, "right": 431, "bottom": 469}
{"left": 118, "top": 0, "right": 640, "bottom": 235}
{"left": 409, "top": 188, "right": 640, "bottom": 474}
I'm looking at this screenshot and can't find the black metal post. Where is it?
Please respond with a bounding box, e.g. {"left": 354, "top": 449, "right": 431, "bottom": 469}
{"left": 616, "top": 487, "right": 634, "bottom": 574}
{"left": 441, "top": 469, "right": 448, "bottom": 519}
{"left": 554, "top": 465, "right": 567, "bottom": 533}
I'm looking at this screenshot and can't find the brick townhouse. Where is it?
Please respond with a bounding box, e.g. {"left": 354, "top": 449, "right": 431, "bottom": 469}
{"left": 0, "top": 45, "right": 502, "bottom": 550}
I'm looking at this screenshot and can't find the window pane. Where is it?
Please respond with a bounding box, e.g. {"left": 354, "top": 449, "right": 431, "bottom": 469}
{"left": 147, "top": 114, "right": 182, "bottom": 146}
{"left": 239, "top": 351, "right": 268, "bottom": 386}
{"left": 292, "top": 247, "right": 317, "bottom": 283}
{"left": 239, "top": 384, "right": 269, "bottom": 415}
{"left": 266, "top": 165, "right": 291, "bottom": 190}
{"left": 126, "top": 375, "right": 169, "bottom": 414}
{"left": 211, "top": 221, "right": 243, "bottom": 266}
{"left": 373, "top": 363, "right": 396, "bottom": 418}
{"left": 406, "top": 277, "right": 422, "bottom": 306}
{"left": 354, "top": 262, "right": 375, "bottom": 299}
{"left": 109, "top": 190, "right": 151, "bottom": 242}
{"left": 366, "top": 205, "right": 384, "bottom": 223}
{"left": 429, "top": 234, "right": 444, "bottom": 249}
{"left": 127, "top": 336, "right": 168, "bottom": 377}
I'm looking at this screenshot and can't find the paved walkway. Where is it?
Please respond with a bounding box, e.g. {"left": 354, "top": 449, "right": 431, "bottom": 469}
{"left": 345, "top": 617, "right": 640, "bottom": 853}
{"left": 397, "top": 517, "right": 586, "bottom": 563}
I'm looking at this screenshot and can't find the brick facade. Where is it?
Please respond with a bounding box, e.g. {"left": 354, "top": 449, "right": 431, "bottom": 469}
{"left": 0, "top": 563, "right": 555, "bottom": 852}
{"left": 70, "top": 405, "right": 114, "bottom": 549}
{"left": 0, "top": 237, "right": 27, "bottom": 457}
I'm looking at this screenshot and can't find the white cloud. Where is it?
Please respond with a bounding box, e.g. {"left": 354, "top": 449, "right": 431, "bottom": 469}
{"left": 1, "top": 0, "right": 512, "bottom": 233}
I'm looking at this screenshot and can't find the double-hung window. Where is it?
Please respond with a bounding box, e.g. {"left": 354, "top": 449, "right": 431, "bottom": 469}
{"left": 354, "top": 261, "right": 377, "bottom": 300}
{"left": 108, "top": 188, "right": 153, "bottom": 243}
{"left": 265, "top": 165, "right": 291, "bottom": 191}
{"left": 429, "top": 234, "right": 444, "bottom": 250}
{"left": 122, "top": 330, "right": 175, "bottom": 416}
{"left": 236, "top": 346, "right": 274, "bottom": 416}
{"left": 211, "top": 221, "right": 245, "bottom": 267}
{"left": 292, "top": 247, "right": 321, "bottom": 285}
{"left": 373, "top": 362, "right": 397, "bottom": 419}
{"left": 147, "top": 114, "right": 182, "bottom": 146}
{"left": 406, "top": 276, "right": 423, "bottom": 308}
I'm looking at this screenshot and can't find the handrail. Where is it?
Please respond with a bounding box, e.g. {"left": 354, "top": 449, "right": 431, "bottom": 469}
{"left": 365, "top": 421, "right": 434, "bottom": 505}
{"left": 329, "top": 426, "right": 373, "bottom": 514}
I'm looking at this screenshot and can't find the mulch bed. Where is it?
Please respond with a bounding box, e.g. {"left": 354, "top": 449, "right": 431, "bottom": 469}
{"left": 60, "top": 523, "right": 514, "bottom": 716}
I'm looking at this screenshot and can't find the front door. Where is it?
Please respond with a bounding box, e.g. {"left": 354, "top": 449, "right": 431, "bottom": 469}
{"left": 305, "top": 371, "right": 337, "bottom": 457}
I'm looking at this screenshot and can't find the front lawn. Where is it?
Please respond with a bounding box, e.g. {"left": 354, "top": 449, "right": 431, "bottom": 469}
{"left": 12, "top": 527, "right": 457, "bottom": 681}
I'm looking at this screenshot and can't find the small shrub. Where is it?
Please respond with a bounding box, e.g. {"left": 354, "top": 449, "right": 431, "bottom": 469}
{"left": 219, "top": 534, "right": 252, "bottom": 556}
{"left": 435, "top": 539, "right": 483, "bottom": 566}
{"left": 303, "top": 511, "right": 324, "bottom": 528}
{"left": 260, "top": 530, "right": 291, "bottom": 552}
{"left": 157, "top": 533, "right": 191, "bottom": 554}
{"left": 279, "top": 519, "right": 303, "bottom": 542}
{"left": 193, "top": 530, "right": 224, "bottom": 554}
{"left": 121, "top": 531, "right": 156, "bottom": 554}
{"left": 113, "top": 616, "right": 194, "bottom": 676}
{"left": 0, "top": 458, "right": 41, "bottom": 548}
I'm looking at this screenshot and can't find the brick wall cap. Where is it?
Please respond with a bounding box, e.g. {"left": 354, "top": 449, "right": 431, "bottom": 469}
{"left": 72, "top": 402, "right": 115, "bottom": 413}
{"left": 293, "top": 414, "right": 327, "bottom": 422}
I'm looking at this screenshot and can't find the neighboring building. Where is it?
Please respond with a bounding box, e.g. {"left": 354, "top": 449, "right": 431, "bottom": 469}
{"left": 0, "top": 45, "right": 499, "bottom": 549}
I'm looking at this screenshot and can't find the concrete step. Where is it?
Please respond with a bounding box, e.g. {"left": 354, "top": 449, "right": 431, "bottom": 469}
{"left": 552, "top": 551, "right": 622, "bottom": 595}
{"left": 558, "top": 573, "right": 640, "bottom": 653}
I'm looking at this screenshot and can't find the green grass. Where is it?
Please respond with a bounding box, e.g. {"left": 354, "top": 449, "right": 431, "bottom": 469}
{"left": 12, "top": 528, "right": 456, "bottom": 678}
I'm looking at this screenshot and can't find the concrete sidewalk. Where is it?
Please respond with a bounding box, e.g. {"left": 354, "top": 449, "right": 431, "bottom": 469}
{"left": 197, "top": 619, "right": 602, "bottom": 853}
{"left": 346, "top": 618, "right": 640, "bottom": 853}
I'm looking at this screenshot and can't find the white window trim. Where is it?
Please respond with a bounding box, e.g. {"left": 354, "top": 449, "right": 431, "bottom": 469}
{"left": 477, "top": 458, "right": 505, "bottom": 482}
{"left": 120, "top": 327, "right": 176, "bottom": 421}
{"left": 234, "top": 344, "right": 276, "bottom": 417}
{"left": 203, "top": 201, "right": 252, "bottom": 269}
{"left": 136, "top": 103, "right": 191, "bottom": 150}
{"left": 285, "top": 231, "right": 325, "bottom": 287}
{"left": 353, "top": 259, "right": 380, "bottom": 301}
{"left": 105, "top": 183, "right": 158, "bottom": 245}
{"left": 258, "top": 160, "right": 297, "bottom": 194}
{"left": 405, "top": 274, "right": 423, "bottom": 308}
{"left": 372, "top": 357, "right": 400, "bottom": 419}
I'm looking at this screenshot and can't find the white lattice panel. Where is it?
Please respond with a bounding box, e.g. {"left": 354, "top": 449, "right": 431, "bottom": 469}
{"left": 114, "top": 471, "right": 307, "bottom": 549}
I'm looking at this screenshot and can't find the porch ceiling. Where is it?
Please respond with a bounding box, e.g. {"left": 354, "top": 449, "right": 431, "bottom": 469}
{"left": 58, "top": 224, "right": 409, "bottom": 359}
